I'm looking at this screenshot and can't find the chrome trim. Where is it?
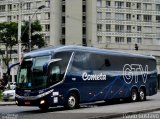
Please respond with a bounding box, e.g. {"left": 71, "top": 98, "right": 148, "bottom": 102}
{"left": 16, "top": 89, "right": 53, "bottom": 100}
{"left": 63, "top": 52, "right": 75, "bottom": 80}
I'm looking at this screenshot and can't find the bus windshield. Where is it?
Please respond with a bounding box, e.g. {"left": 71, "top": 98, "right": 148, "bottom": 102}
{"left": 17, "top": 52, "right": 72, "bottom": 90}
{"left": 17, "top": 56, "right": 50, "bottom": 90}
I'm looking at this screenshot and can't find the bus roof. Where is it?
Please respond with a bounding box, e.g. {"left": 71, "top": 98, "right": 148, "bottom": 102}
{"left": 24, "top": 45, "right": 155, "bottom": 60}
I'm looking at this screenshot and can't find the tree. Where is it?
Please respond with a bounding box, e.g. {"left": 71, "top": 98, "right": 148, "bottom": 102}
{"left": 21, "top": 20, "right": 46, "bottom": 50}
{"left": 0, "top": 22, "right": 18, "bottom": 68}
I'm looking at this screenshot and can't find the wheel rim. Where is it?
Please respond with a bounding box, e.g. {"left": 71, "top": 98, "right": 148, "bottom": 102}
{"left": 132, "top": 92, "right": 137, "bottom": 101}
{"left": 140, "top": 90, "right": 144, "bottom": 100}
{"left": 68, "top": 96, "right": 76, "bottom": 108}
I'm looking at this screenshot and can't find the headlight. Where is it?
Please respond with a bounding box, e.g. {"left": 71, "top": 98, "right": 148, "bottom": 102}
{"left": 10, "top": 93, "right": 14, "bottom": 96}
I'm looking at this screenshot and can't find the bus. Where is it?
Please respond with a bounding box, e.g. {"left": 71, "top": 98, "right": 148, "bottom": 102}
{"left": 15, "top": 45, "right": 157, "bottom": 110}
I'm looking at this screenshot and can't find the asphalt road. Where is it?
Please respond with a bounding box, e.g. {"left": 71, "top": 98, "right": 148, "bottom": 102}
{"left": 1, "top": 92, "right": 160, "bottom": 119}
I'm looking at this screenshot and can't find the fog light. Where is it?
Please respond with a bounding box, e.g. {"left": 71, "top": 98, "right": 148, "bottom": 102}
{"left": 40, "top": 100, "right": 45, "bottom": 104}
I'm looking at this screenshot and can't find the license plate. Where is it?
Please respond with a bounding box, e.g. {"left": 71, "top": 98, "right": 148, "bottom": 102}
{"left": 25, "top": 102, "right": 30, "bottom": 105}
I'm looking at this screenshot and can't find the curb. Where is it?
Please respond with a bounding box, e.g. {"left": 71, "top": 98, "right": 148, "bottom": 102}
{"left": 89, "top": 108, "right": 160, "bottom": 119}
{"left": 0, "top": 102, "right": 16, "bottom": 106}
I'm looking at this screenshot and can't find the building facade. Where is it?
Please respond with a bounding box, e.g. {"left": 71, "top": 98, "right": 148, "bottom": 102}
{"left": 0, "top": 0, "right": 160, "bottom": 82}
{"left": 0, "top": 0, "right": 50, "bottom": 81}
{"left": 51, "top": 0, "right": 160, "bottom": 74}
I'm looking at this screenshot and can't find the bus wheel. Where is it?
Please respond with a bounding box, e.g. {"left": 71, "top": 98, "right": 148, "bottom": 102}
{"left": 66, "top": 93, "right": 79, "bottom": 109}
{"left": 39, "top": 105, "right": 49, "bottom": 111}
{"left": 131, "top": 89, "right": 138, "bottom": 102}
{"left": 139, "top": 88, "right": 146, "bottom": 101}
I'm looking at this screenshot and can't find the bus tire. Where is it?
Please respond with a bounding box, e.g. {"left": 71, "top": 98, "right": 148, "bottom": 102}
{"left": 65, "top": 93, "right": 79, "bottom": 109}
{"left": 139, "top": 88, "right": 146, "bottom": 101}
{"left": 39, "top": 105, "right": 49, "bottom": 111}
{"left": 131, "top": 88, "right": 138, "bottom": 102}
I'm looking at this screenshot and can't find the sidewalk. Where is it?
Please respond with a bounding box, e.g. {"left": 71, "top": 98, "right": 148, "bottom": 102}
{"left": 0, "top": 101, "right": 16, "bottom": 106}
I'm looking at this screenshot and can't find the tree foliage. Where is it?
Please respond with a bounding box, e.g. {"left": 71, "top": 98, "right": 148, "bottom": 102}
{"left": 21, "top": 20, "right": 46, "bottom": 50}
{"left": 0, "top": 20, "right": 45, "bottom": 68}
{"left": 0, "top": 22, "right": 18, "bottom": 68}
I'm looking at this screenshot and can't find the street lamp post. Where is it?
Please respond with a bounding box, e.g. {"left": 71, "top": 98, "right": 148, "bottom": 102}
{"left": 18, "top": 1, "right": 22, "bottom": 62}
{"left": 18, "top": 4, "right": 46, "bottom": 61}
{"left": 28, "top": 5, "right": 46, "bottom": 51}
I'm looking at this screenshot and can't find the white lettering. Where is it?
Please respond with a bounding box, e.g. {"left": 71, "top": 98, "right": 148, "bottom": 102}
{"left": 123, "top": 64, "right": 148, "bottom": 84}
{"left": 82, "top": 72, "right": 106, "bottom": 81}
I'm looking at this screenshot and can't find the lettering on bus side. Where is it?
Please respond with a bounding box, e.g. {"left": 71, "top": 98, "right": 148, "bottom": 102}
{"left": 82, "top": 72, "right": 107, "bottom": 81}
{"left": 123, "top": 64, "right": 148, "bottom": 84}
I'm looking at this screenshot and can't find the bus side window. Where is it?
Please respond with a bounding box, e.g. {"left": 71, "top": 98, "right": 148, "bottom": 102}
{"left": 48, "top": 63, "right": 61, "bottom": 83}
{"left": 70, "top": 52, "right": 91, "bottom": 74}
{"left": 105, "top": 59, "right": 111, "bottom": 67}
{"left": 91, "top": 54, "right": 111, "bottom": 71}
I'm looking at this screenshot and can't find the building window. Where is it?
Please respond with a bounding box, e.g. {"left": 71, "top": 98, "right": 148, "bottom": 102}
{"left": 97, "top": 36, "right": 102, "bottom": 43}
{"left": 7, "top": 16, "right": 11, "bottom": 21}
{"left": 83, "top": 16, "right": 86, "bottom": 23}
{"left": 143, "top": 26, "right": 152, "bottom": 33}
{"left": 62, "top": 27, "right": 65, "bottom": 34}
{"left": 8, "top": 4, "right": 12, "bottom": 11}
{"left": 115, "top": 13, "right": 124, "bottom": 21}
{"left": 127, "top": 37, "right": 131, "bottom": 44}
{"left": 106, "top": 12, "right": 111, "bottom": 19}
{"left": 36, "top": 14, "right": 41, "bottom": 20}
{"left": 106, "top": 36, "right": 111, "bottom": 43}
{"left": 143, "top": 3, "right": 152, "bottom": 10}
{"left": 156, "top": 16, "right": 160, "bottom": 22}
{"left": 126, "top": 2, "right": 131, "bottom": 8}
{"left": 137, "top": 38, "right": 142, "bottom": 44}
{"left": 106, "top": 1, "right": 110, "bottom": 8}
{"left": 143, "top": 15, "right": 152, "bottom": 22}
{"left": 60, "top": 38, "right": 65, "bottom": 45}
{"left": 115, "top": 25, "right": 124, "bottom": 32}
{"left": 83, "top": 5, "right": 86, "bottom": 12}
{"left": 106, "top": 24, "right": 111, "bottom": 32}
{"left": 45, "top": 36, "right": 50, "bottom": 44}
{"left": 45, "top": 1, "right": 50, "bottom": 8}
{"left": 156, "top": 4, "right": 160, "bottom": 11}
{"left": 97, "top": 24, "right": 102, "bottom": 31}
{"left": 137, "top": 26, "right": 141, "bottom": 32}
{"left": 62, "top": 17, "right": 65, "bottom": 23}
{"left": 137, "top": 14, "right": 141, "bottom": 21}
{"left": 156, "top": 27, "right": 160, "bottom": 33}
{"left": 115, "top": 37, "right": 124, "bottom": 43}
{"left": 97, "top": 12, "right": 102, "bottom": 19}
{"left": 82, "top": 38, "right": 87, "bottom": 46}
{"left": 97, "top": 0, "right": 102, "bottom": 7}
{"left": 83, "top": 27, "right": 86, "bottom": 35}
{"left": 0, "top": 5, "right": 5, "bottom": 12}
{"left": 127, "top": 25, "right": 131, "bottom": 33}
{"left": 115, "top": 1, "right": 124, "bottom": 8}
{"left": 26, "top": 3, "right": 31, "bottom": 10}
{"left": 45, "top": 24, "right": 50, "bottom": 31}
{"left": 137, "top": 3, "right": 141, "bottom": 9}
{"left": 13, "top": 4, "right": 16, "bottom": 8}
{"left": 126, "top": 14, "right": 131, "bottom": 20}
{"left": 45, "top": 13, "right": 50, "bottom": 19}
{"left": 62, "top": 5, "right": 65, "bottom": 12}
{"left": 36, "top": 1, "right": 41, "bottom": 8}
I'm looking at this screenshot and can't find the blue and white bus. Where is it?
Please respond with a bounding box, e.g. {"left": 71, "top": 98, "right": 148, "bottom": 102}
{"left": 15, "top": 46, "right": 157, "bottom": 110}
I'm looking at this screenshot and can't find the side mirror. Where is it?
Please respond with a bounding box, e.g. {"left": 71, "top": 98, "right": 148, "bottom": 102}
{"left": 43, "top": 62, "right": 48, "bottom": 74}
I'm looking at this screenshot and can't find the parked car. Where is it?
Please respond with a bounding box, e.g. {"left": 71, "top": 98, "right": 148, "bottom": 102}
{"left": 2, "top": 89, "right": 15, "bottom": 101}
{"left": 9, "top": 82, "right": 16, "bottom": 90}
